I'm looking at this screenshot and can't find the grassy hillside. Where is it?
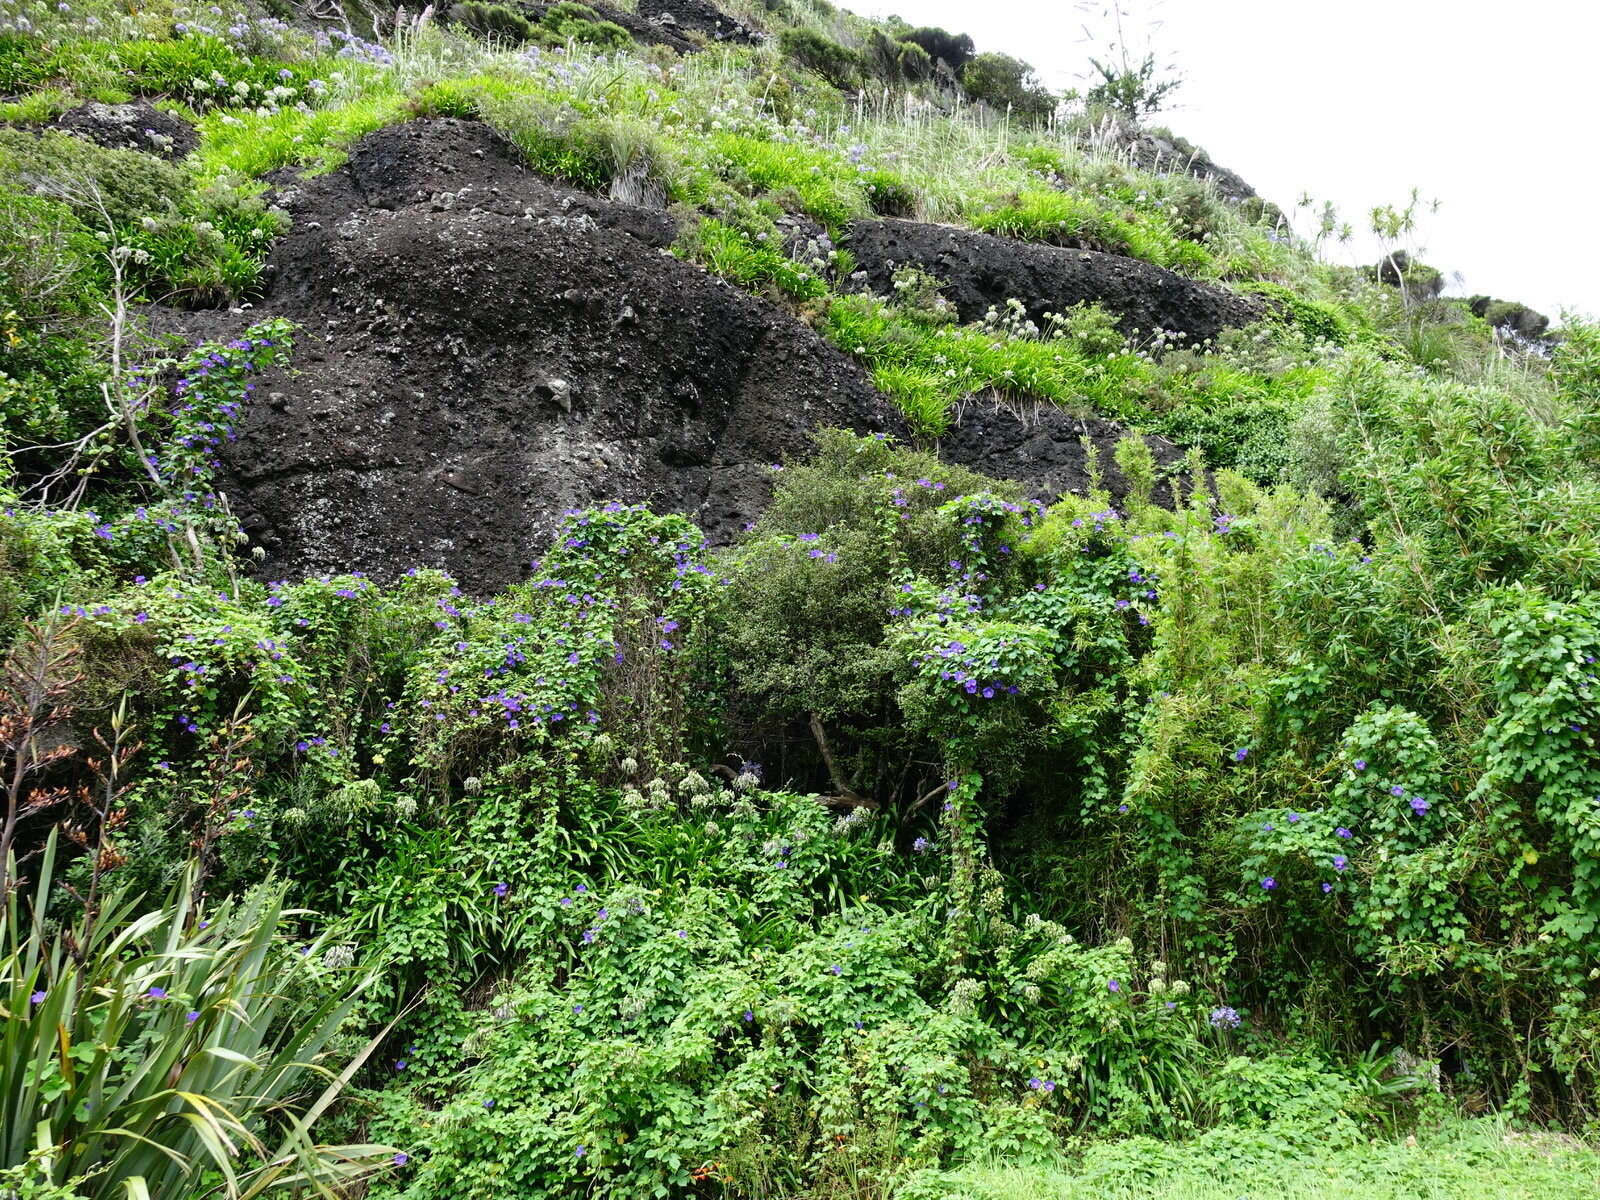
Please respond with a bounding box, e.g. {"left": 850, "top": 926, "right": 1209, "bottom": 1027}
{"left": 2, "top": 1, "right": 1599, "bottom": 1198}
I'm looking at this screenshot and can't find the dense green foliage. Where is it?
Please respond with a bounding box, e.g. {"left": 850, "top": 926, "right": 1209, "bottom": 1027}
{"left": 2, "top": 0, "right": 1598, "bottom": 1197}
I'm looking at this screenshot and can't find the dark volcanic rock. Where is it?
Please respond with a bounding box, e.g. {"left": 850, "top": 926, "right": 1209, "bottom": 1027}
{"left": 634, "top": 0, "right": 759, "bottom": 43}
{"left": 848, "top": 218, "right": 1265, "bottom": 345}
{"left": 1127, "top": 130, "right": 1257, "bottom": 209}
{"left": 1084, "top": 115, "right": 1263, "bottom": 211}
{"left": 940, "top": 403, "right": 1188, "bottom": 506}
{"left": 159, "top": 119, "right": 1210, "bottom": 589}
{"left": 216, "top": 119, "right": 900, "bottom": 590}
{"left": 55, "top": 100, "right": 197, "bottom": 160}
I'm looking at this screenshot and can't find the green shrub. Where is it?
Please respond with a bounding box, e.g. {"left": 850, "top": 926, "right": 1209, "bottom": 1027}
{"left": 723, "top": 432, "right": 999, "bottom": 727}
{"left": 449, "top": 1, "right": 537, "bottom": 42}
{"left": 863, "top": 167, "right": 918, "bottom": 216}
{"left": 0, "top": 127, "right": 186, "bottom": 230}
{"left": 0, "top": 87, "right": 75, "bottom": 124}
{"left": 541, "top": 1, "right": 631, "bottom": 48}
{"left": 898, "top": 26, "right": 976, "bottom": 74}
{"left": 0, "top": 485, "right": 102, "bottom": 645}
{"left": 1237, "top": 280, "right": 1352, "bottom": 346}
{"left": 863, "top": 27, "right": 932, "bottom": 83}
{"left": 961, "top": 53, "right": 1055, "bottom": 123}
{"left": 0, "top": 188, "right": 108, "bottom": 456}
{"left": 1151, "top": 398, "right": 1295, "bottom": 484}
{"left": 1011, "top": 142, "right": 1070, "bottom": 179}
{"left": 779, "top": 28, "right": 862, "bottom": 91}
{"left": 0, "top": 130, "right": 282, "bottom": 303}
{"left": 1557, "top": 317, "right": 1600, "bottom": 463}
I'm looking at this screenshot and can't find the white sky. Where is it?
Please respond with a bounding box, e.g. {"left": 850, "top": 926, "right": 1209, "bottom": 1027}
{"left": 852, "top": 0, "right": 1599, "bottom": 322}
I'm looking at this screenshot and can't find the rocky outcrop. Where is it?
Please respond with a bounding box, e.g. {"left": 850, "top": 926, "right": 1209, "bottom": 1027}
{"left": 168, "top": 119, "right": 1228, "bottom": 590}
{"left": 634, "top": 0, "right": 760, "bottom": 42}
{"left": 942, "top": 403, "right": 1189, "bottom": 506}
{"left": 54, "top": 100, "right": 197, "bottom": 160}
{"left": 848, "top": 218, "right": 1265, "bottom": 344}
{"left": 216, "top": 119, "right": 900, "bottom": 590}
{"left": 1126, "top": 128, "right": 1258, "bottom": 209}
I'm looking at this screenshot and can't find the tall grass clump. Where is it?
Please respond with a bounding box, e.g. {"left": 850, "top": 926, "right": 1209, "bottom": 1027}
{"left": 2, "top": 838, "right": 394, "bottom": 1199}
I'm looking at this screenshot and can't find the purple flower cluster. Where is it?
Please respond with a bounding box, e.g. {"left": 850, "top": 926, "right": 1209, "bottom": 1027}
{"left": 1068, "top": 507, "right": 1122, "bottom": 532}
{"left": 1208, "top": 1005, "right": 1242, "bottom": 1029}
{"left": 912, "top": 635, "right": 1024, "bottom": 702}
{"left": 159, "top": 328, "right": 287, "bottom": 490}
{"left": 315, "top": 26, "right": 394, "bottom": 65}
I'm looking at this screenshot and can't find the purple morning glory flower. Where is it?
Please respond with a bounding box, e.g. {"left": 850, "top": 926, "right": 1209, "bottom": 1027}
{"left": 493, "top": 882, "right": 508, "bottom": 897}
{"left": 1333, "top": 855, "right": 1348, "bottom": 871}
{"left": 1336, "top": 827, "right": 1353, "bottom": 839}
{"left": 1260, "top": 877, "right": 1277, "bottom": 891}
{"left": 147, "top": 986, "right": 167, "bottom": 999}
{"left": 1233, "top": 747, "right": 1248, "bottom": 762}
{"left": 1108, "top": 979, "right": 1120, "bottom": 993}
{"left": 393, "top": 1152, "right": 409, "bottom": 1166}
